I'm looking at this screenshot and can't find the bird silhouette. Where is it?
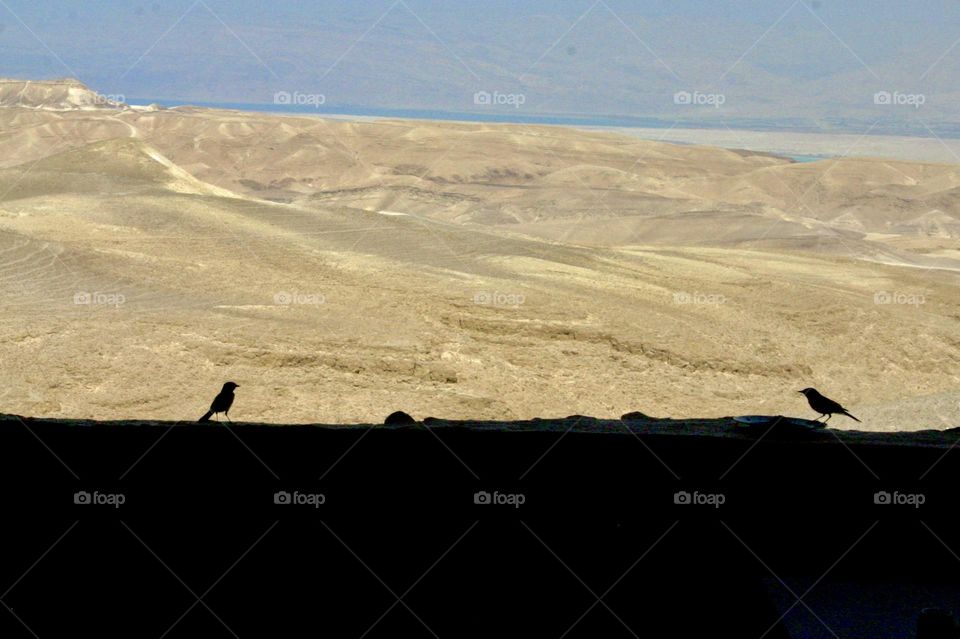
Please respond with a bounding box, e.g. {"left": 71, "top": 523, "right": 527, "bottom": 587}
{"left": 199, "top": 382, "right": 239, "bottom": 422}
{"left": 798, "top": 388, "right": 860, "bottom": 423}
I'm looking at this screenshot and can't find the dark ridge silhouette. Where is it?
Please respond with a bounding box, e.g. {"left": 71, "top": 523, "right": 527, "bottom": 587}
{"left": 621, "top": 410, "right": 659, "bottom": 421}
{"left": 798, "top": 387, "right": 861, "bottom": 422}
{"left": 384, "top": 410, "right": 416, "bottom": 425}
{"left": 2, "top": 413, "right": 959, "bottom": 636}
{"left": 734, "top": 416, "right": 829, "bottom": 440}
{"left": 198, "top": 381, "right": 239, "bottom": 422}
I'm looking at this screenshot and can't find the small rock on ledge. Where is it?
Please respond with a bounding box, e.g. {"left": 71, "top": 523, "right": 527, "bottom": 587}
{"left": 384, "top": 411, "right": 417, "bottom": 425}
{"left": 621, "top": 411, "right": 657, "bottom": 421}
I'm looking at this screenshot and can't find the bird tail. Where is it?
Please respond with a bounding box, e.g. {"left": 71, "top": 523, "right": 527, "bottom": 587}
{"left": 198, "top": 411, "right": 213, "bottom": 423}
{"left": 842, "top": 410, "right": 861, "bottom": 423}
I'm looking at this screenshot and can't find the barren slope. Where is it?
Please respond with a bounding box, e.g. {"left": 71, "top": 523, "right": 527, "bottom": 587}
{"left": 2, "top": 101, "right": 958, "bottom": 272}
{"left": 0, "top": 135, "right": 957, "bottom": 429}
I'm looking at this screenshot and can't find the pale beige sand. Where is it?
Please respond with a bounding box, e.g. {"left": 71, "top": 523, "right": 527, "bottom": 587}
{"left": 0, "top": 84, "right": 957, "bottom": 430}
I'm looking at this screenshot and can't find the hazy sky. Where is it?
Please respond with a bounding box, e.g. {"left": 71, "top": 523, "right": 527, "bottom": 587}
{"left": 1, "top": 1, "right": 958, "bottom": 129}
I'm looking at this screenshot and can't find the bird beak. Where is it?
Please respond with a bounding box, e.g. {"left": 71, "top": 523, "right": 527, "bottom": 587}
{"left": 796, "top": 390, "right": 803, "bottom": 393}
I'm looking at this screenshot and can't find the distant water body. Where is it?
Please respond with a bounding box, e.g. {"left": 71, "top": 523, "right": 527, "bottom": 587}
{"left": 131, "top": 98, "right": 687, "bottom": 129}
{"left": 126, "top": 99, "right": 855, "bottom": 163}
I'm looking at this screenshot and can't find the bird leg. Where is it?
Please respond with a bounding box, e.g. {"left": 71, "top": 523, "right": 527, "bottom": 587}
{"left": 824, "top": 414, "right": 832, "bottom": 423}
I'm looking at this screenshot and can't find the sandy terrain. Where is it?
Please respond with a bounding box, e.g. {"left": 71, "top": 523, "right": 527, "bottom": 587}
{"left": 593, "top": 126, "right": 960, "bottom": 165}
{"left": 0, "top": 80, "right": 957, "bottom": 429}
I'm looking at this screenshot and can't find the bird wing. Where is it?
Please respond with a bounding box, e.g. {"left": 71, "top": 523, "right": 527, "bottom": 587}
{"left": 822, "top": 397, "right": 845, "bottom": 414}
{"left": 210, "top": 392, "right": 229, "bottom": 412}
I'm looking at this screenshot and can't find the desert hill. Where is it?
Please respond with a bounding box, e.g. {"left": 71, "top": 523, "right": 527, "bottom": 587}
{"left": 0, "top": 77, "right": 126, "bottom": 110}
{"left": 0, "top": 81, "right": 957, "bottom": 428}
{"left": 1, "top": 92, "right": 958, "bottom": 271}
